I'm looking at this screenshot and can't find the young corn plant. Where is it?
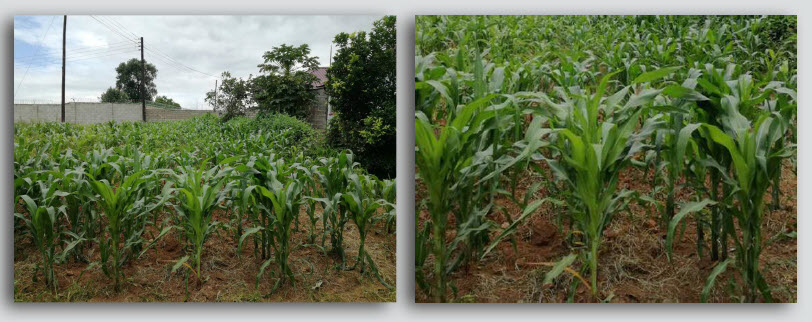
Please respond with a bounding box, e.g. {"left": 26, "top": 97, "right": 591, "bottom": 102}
{"left": 169, "top": 165, "right": 230, "bottom": 279}
{"left": 241, "top": 154, "right": 290, "bottom": 261}
{"left": 312, "top": 152, "right": 355, "bottom": 266}
{"left": 414, "top": 94, "right": 507, "bottom": 302}
{"left": 295, "top": 162, "right": 323, "bottom": 244}
{"left": 698, "top": 114, "right": 793, "bottom": 302}
{"left": 376, "top": 177, "right": 397, "bottom": 234}
{"left": 15, "top": 190, "right": 68, "bottom": 292}
{"left": 537, "top": 71, "right": 665, "bottom": 298}
{"left": 341, "top": 172, "right": 391, "bottom": 289}
{"left": 255, "top": 176, "right": 304, "bottom": 293}
{"left": 88, "top": 169, "right": 150, "bottom": 292}
{"left": 50, "top": 165, "right": 94, "bottom": 263}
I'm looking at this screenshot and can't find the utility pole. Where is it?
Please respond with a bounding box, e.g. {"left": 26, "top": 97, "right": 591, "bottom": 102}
{"left": 60, "top": 15, "right": 66, "bottom": 123}
{"left": 214, "top": 79, "right": 218, "bottom": 110}
{"left": 140, "top": 37, "right": 146, "bottom": 122}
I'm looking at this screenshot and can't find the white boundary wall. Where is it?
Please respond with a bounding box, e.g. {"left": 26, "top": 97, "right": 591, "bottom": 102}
{"left": 13, "top": 103, "right": 143, "bottom": 124}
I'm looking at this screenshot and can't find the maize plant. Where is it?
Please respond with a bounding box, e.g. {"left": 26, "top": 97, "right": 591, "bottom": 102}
{"left": 416, "top": 14, "right": 795, "bottom": 303}
{"left": 88, "top": 170, "right": 150, "bottom": 291}
{"left": 538, "top": 71, "right": 659, "bottom": 297}
{"left": 414, "top": 94, "right": 514, "bottom": 302}
{"left": 295, "top": 162, "right": 323, "bottom": 244}
{"left": 376, "top": 177, "right": 397, "bottom": 234}
{"left": 312, "top": 152, "right": 355, "bottom": 266}
{"left": 169, "top": 165, "right": 230, "bottom": 278}
{"left": 15, "top": 113, "right": 394, "bottom": 301}
{"left": 255, "top": 176, "right": 304, "bottom": 292}
{"left": 15, "top": 191, "right": 66, "bottom": 292}
{"left": 341, "top": 172, "right": 390, "bottom": 289}
{"left": 697, "top": 115, "right": 793, "bottom": 302}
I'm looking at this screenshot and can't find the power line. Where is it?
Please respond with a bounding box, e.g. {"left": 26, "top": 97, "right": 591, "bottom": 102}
{"left": 15, "top": 46, "right": 139, "bottom": 66}
{"left": 143, "top": 48, "right": 200, "bottom": 75}
{"left": 89, "top": 16, "right": 219, "bottom": 79}
{"left": 90, "top": 15, "right": 137, "bottom": 43}
{"left": 15, "top": 16, "right": 57, "bottom": 97}
{"left": 15, "top": 47, "right": 139, "bottom": 70}
{"left": 96, "top": 15, "right": 138, "bottom": 39}
{"left": 89, "top": 15, "right": 138, "bottom": 44}
{"left": 146, "top": 52, "right": 201, "bottom": 76}
{"left": 144, "top": 46, "right": 218, "bottom": 78}
{"left": 14, "top": 42, "right": 137, "bottom": 63}
{"left": 14, "top": 40, "right": 135, "bottom": 59}
{"left": 67, "top": 48, "right": 138, "bottom": 62}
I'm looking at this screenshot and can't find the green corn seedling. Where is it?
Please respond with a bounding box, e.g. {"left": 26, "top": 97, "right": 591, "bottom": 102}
{"left": 88, "top": 169, "right": 151, "bottom": 292}
{"left": 341, "top": 172, "right": 391, "bottom": 289}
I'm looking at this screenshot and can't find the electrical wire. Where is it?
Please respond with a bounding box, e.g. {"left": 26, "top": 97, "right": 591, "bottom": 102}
{"left": 89, "top": 15, "right": 138, "bottom": 44}
{"left": 14, "top": 40, "right": 134, "bottom": 59}
{"left": 144, "top": 46, "right": 218, "bottom": 78}
{"left": 15, "top": 16, "right": 57, "bottom": 97}
{"left": 14, "top": 42, "right": 138, "bottom": 64}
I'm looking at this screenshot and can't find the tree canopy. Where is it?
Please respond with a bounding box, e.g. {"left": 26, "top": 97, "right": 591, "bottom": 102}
{"left": 114, "top": 58, "right": 158, "bottom": 102}
{"left": 257, "top": 44, "right": 320, "bottom": 76}
{"left": 253, "top": 44, "right": 319, "bottom": 119}
{"left": 205, "top": 71, "right": 253, "bottom": 121}
{"left": 326, "top": 16, "right": 396, "bottom": 178}
{"left": 99, "top": 87, "right": 130, "bottom": 103}
{"left": 153, "top": 95, "right": 181, "bottom": 109}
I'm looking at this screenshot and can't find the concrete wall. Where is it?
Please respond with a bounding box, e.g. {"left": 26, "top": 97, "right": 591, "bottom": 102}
{"left": 14, "top": 103, "right": 143, "bottom": 124}
{"left": 145, "top": 108, "right": 214, "bottom": 122}
{"left": 13, "top": 103, "right": 217, "bottom": 124}
{"left": 306, "top": 88, "right": 329, "bottom": 130}
{"left": 15, "top": 98, "right": 327, "bottom": 129}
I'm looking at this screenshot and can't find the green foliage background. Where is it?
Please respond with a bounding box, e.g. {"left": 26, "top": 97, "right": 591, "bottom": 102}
{"left": 326, "top": 15, "right": 396, "bottom": 178}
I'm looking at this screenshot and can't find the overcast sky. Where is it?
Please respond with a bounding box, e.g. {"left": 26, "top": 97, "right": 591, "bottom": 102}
{"left": 13, "top": 15, "right": 382, "bottom": 109}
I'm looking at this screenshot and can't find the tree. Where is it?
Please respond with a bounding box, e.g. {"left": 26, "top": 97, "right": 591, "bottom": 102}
{"left": 205, "top": 71, "right": 253, "bottom": 121}
{"left": 115, "top": 58, "right": 157, "bottom": 102}
{"left": 252, "top": 44, "right": 319, "bottom": 119}
{"left": 325, "top": 16, "right": 396, "bottom": 178}
{"left": 153, "top": 95, "right": 181, "bottom": 109}
{"left": 99, "top": 87, "right": 130, "bottom": 103}
{"left": 258, "top": 44, "right": 319, "bottom": 76}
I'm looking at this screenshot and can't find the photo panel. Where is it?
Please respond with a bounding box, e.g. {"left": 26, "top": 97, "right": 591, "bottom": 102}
{"left": 414, "top": 15, "right": 797, "bottom": 303}
{"left": 13, "top": 14, "right": 396, "bottom": 302}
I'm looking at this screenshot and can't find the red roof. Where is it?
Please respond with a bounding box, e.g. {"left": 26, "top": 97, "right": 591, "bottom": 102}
{"left": 308, "top": 67, "right": 328, "bottom": 88}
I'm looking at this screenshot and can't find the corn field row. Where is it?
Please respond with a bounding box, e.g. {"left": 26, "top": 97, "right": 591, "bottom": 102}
{"left": 14, "top": 114, "right": 396, "bottom": 298}
{"left": 415, "top": 15, "right": 796, "bottom": 302}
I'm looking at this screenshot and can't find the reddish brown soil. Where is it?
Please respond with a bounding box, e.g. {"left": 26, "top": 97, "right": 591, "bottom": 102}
{"left": 14, "top": 209, "right": 396, "bottom": 302}
{"left": 415, "top": 162, "right": 797, "bottom": 303}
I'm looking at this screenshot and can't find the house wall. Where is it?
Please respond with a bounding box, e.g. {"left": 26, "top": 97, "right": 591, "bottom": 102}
{"left": 307, "top": 88, "right": 329, "bottom": 130}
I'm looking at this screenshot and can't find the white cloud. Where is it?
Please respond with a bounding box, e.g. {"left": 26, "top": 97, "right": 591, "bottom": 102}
{"left": 14, "top": 15, "right": 383, "bottom": 109}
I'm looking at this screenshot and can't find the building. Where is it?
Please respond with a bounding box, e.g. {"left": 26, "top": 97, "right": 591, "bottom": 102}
{"left": 306, "top": 67, "right": 331, "bottom": 130}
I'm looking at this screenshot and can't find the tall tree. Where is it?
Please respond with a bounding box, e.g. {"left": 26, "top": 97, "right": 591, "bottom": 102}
{"left": 115, "top": 58, "right": 157, "bottom": 102}
{"left": 326, "top": 16, "right": 396, "bottom": 178}
{"left": 205, "top": 71, "right": 253, "bottom": 121}
{"left": 253, "top": 44, "right": 319, "bottom": 119}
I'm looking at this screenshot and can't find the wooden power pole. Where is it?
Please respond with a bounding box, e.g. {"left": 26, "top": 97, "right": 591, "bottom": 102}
{"left": 60, "top": 15, "right": 66, "bottom": 123}
{"left": 214, "top": 80, "right": 217, "bottom": 110}
{"left": 140, "top": 37, "right": 146, "bottom": 122}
